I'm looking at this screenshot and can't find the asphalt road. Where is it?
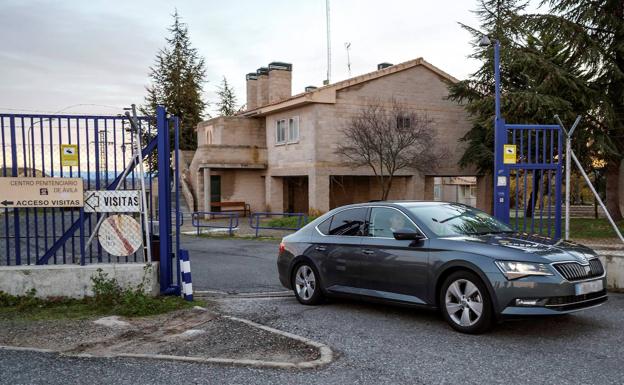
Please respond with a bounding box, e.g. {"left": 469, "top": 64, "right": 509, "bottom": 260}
{"left": 180, "top": 235, "right": 284, "bottom": 293}
{"left": 2, "top": 293, "right": 623, "bottom": 385}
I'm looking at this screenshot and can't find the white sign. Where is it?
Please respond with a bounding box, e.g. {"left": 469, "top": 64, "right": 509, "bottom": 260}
{"left": 98, "top": 214, "right": 143, "bottom": 256}
{"left": 497, "top": 176, "right": 507, "bottom": 187}
{"left": 84, "top": 190, "right": 141, "bottom": 213}
{"left": 0, "top": 177, "right": 83, "bottom": 208}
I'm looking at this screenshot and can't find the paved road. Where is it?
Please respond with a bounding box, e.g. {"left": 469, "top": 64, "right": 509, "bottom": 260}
{"left": 2, "top": 293, "right": 623, "bottom": 385}
{"left": 180, "top": 235, "right": 284, "bottom": 293}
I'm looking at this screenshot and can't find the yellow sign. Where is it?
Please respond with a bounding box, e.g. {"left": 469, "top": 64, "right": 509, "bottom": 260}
{"left": 503, "top": 144, "right": 517, "bottom": 164}
{"left": 60, "top": 144, "right": 79, "bottom": 167}
{"left": 0, "top": 177, "right": 84, "bottom": 208}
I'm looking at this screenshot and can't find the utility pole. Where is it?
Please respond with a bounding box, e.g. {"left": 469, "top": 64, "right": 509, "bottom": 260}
{"left": 325, "top": 0, "right": 331, "bottom": 85}
{"left": 345, "top": 42, "right": 352, "bottom": 77}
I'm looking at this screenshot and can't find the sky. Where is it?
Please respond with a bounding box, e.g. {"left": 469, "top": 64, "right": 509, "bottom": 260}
{"left": 1, "top": 0, "right": 498, "bottom": 118}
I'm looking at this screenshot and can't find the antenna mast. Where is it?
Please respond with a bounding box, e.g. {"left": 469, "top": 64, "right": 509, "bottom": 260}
{"left": 345, "top": 42, "right": 351, "bottom": 77}
{"left": 325, "top": 0, "right": 331, "bottom": 84}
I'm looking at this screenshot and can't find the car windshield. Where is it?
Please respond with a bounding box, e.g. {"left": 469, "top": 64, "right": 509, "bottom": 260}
{"left": 407, "top": 203, "right": 512, "bottom": 237}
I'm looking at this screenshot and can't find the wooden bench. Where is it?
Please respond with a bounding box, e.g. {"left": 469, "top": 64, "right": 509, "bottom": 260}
{"left": 210, "top": 201, "right": 251, "bottom": 216}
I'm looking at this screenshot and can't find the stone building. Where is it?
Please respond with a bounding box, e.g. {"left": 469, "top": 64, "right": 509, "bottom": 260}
{"left": 187, "top": 58, "right": 492, "bottom": 214}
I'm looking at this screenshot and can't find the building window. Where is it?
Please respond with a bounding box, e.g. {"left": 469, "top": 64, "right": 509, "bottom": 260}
{"left": 276, "top": 119, "right": 287, "bottom": 144}
{"left": 288, "top": 117, "right": 299, "bottom": 143}
{"left": 397, "top": 115, "right": 411, "bottom": 129}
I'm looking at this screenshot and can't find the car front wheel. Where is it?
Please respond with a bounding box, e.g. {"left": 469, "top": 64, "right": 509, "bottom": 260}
{"left": 440, "top": 271, "right": 493, "bottom": 334}
{"left": 292, "top": 262, "right": 323, "bottom": 305}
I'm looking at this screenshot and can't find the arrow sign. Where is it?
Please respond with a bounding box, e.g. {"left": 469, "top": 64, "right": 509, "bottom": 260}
{"left": 84, "top": 192, "right": 100, "bottom": 212}
{"left": 83, "top": 190, "right": 141, "bottom": 213}
{"left": 1, "top": 200, "right": 14, "bottom": 206}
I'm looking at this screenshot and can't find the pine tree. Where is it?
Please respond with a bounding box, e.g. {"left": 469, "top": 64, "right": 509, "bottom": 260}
{"left": 143, "top": 10, "right": 207, "bottom": 151}
{"left": 526, "top": 0, "right": 624, "bottom": 220}
{"left": 216, "top": 77, "right": 237, "bottom": 116}
{"left": 448, "top": 0, "right": 595, "bottom": 174}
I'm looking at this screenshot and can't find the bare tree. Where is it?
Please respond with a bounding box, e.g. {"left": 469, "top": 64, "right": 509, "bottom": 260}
{"left": 335, "top": 99, "right": 444, "bottom": 200}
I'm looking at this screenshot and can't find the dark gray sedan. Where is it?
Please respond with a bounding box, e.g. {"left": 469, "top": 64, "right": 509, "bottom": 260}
{"left": 277, "top": 201, "right": 607, "bottom": 333}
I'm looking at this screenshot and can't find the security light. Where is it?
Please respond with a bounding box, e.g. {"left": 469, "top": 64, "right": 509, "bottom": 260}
{"left": 479, "top": 35, "right": 492, "bottom": 47}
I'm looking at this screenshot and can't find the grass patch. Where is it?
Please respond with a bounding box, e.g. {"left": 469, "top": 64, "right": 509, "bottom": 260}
{"left": 0, "top": 268, "right": 201, "bottom": 321}
{"left": 510, "top": 217, "right": 624, "bottom": 239}
{"left": 567, "top": 218, "right": 624, "bottom": 239}
{"left": 264, "top": 215, "right": 317, "bottom": 229}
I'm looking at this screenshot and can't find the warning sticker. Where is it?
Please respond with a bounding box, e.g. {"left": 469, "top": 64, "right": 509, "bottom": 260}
{"left": 503, "top": 144, "right": 517, "bottom": 164}
{"left": 61, "top": 144, "right": 79, "bottom": 167}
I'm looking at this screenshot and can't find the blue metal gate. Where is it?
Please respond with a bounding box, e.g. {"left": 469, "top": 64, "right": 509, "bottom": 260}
{"left": 0, "top": 105, "right": 180, "bottom": 294}
{"left": 493, "top": 119, "right": 563, "bottom": 239}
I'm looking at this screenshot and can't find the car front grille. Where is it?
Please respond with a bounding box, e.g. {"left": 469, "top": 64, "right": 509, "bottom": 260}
{"left": 545, "top": 289, "right": 608, "bottom": 311}
{"left": 553, "top": 258, "right": 604, "bottom": 281}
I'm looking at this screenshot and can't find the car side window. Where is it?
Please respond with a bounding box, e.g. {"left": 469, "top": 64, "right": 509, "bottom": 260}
{"left": 327, "top": 208, "right": 367, "bottom": 236}
{"left": 316, "top": 217, "right": 332, "bottom": 235}
{"left": 368, "top": 207, "right": 418, "bottom": 238}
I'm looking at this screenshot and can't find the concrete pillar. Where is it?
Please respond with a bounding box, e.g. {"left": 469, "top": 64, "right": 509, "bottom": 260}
{"left": 424, "top": 176, "right": 435, "bottom": 200}
{"left": 476, "top": 174, "right": 493, "bottom": 214}
{"left": 203, "top": 168, "right": 211, "bottom": 216}
{"left": 406, "top": 174, "right": 425, "bottom": 200}
{"left": 266, "top": 176, "right": 284, "bottom": 212}
{"left": 309, "top": 171, "right": 330, "bottom": 214}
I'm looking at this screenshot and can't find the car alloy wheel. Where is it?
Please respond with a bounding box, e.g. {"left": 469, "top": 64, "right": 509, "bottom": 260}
{"left": 445, "top": 279, "right": 483, "bottom": 327}
{"left": 295, "top": 265, "right": 316, "bottom": 300}
{"left": 292, "top": 262, "right": 323, "bottom": 305}
{"left": 440, "top": 271, "right": 493, "bottom": 334}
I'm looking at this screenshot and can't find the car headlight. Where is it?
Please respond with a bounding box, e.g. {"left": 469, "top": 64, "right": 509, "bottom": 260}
{"left": 495, "top": 261, "right": 553, "bottom": 280}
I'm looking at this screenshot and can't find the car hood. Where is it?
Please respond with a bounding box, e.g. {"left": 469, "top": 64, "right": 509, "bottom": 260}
{"left": 438, "top": 232, "right": 596, "bottom": 264}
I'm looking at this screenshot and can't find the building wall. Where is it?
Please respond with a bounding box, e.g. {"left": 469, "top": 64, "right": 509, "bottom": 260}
{"left": 196, "top": 116, "right": 265, "bottom": 147}
{"left": 214, "top": 169, "right": 266, "bottom": 213}
{"left": 261, "top": 64, "right": 474, "bottom": 212}
{"left": 313, "top": 65, "right": 472, "bottom": 175}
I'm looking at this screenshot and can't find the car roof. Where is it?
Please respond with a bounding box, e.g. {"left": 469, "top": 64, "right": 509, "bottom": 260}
{"left": 334, "top": 200, "right": 456, "bottom": 210}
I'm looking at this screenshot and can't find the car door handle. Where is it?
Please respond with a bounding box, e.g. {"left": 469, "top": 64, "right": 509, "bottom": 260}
{"left": 362, "top": 249, "right": 375, "bottom": 255}
{"left": 315, "top": 246, "right": 327, "bottom": 251}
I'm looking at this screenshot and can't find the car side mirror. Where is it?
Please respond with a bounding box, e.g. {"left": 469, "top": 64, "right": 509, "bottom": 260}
{"left": 393, "top": 228, "right": 425, "bottom": 241}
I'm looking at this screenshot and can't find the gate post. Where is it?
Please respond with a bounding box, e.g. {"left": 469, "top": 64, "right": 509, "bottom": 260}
{"left": 493, "top": 117, "right": 510, "bottom": 224}
{"left": 157, "top": 105, "right": 174, "bottom": 294}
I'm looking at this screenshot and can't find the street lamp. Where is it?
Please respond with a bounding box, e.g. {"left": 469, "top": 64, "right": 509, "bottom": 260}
{"left": 480, "top": 35, "right": 506, "bottom": 219}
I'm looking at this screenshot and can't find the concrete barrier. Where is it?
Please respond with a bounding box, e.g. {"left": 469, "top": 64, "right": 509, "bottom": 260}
{"left": 600, "top": 255, "right": 624, "bottom": 291}
{"left": 0, "top": 263, "right": 159, "bottom": 299}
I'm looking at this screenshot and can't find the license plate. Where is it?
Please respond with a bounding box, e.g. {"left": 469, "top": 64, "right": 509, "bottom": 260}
{"left": 575, "top": 279, "right": 604, "bottom": 295}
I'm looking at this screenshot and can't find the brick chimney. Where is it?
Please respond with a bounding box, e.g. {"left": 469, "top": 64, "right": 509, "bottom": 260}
{"left": 245, "top": 73, "right": 258, "bottom": 110}
{"left": 267, "top": 62, "right": 292, "bottom": 104}
{"left": 256, "top": 67, "right": 269, "bottom": 107}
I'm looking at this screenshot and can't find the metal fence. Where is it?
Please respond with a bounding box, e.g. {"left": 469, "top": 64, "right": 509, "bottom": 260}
{"left": 191, "top": 212, "right": 239, "bottom": 236}
{"left": 249, "top": 212, "right": 308, "bottom": 237}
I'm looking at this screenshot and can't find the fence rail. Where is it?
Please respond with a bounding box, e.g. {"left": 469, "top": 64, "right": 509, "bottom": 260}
{"left": 191, "top": 212, "right": 239, "bottom": 236}
{"left": 249, "top": 212, "right": 308, "bottom": 237}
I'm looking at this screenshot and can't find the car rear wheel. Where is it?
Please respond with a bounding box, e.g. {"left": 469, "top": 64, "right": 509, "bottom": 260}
{"left": 292, "top": 262, "right": 323, "bottom": 305}
{"left": 440, "top": 271, "right": 493, "bottom": 334}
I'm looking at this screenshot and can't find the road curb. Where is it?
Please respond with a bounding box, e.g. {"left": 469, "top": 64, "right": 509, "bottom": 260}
{"left": 195, "top": 289, "right": 293, "bottom": 299}
{"left": 0, "top": 314, "right": 333, "bottom": 370}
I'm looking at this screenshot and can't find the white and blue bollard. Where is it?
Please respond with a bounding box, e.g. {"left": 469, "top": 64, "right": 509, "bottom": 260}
{"left": 180, "top": 249, "right": 193, "bottom": 301}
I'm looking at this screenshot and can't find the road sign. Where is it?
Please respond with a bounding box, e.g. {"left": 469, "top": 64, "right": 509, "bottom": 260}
{"left": 98, "top": 214, "right": 142, "bottom": 256}
{"left": 84, "top": 190, "right": 141, "bottom": 213}
{"left": 503, "top": 144, "right": 517, "bottom": 164}
{"left": 0, "top": 177, "right": 83, "bottom": 208}
{"left": 60, "top": 144, "right": 79, "bottom": 167}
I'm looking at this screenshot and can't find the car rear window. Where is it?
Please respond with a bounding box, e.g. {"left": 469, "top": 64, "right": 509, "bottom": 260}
{"left": 327, "top": 208, "right": 367, "bottom": 236}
